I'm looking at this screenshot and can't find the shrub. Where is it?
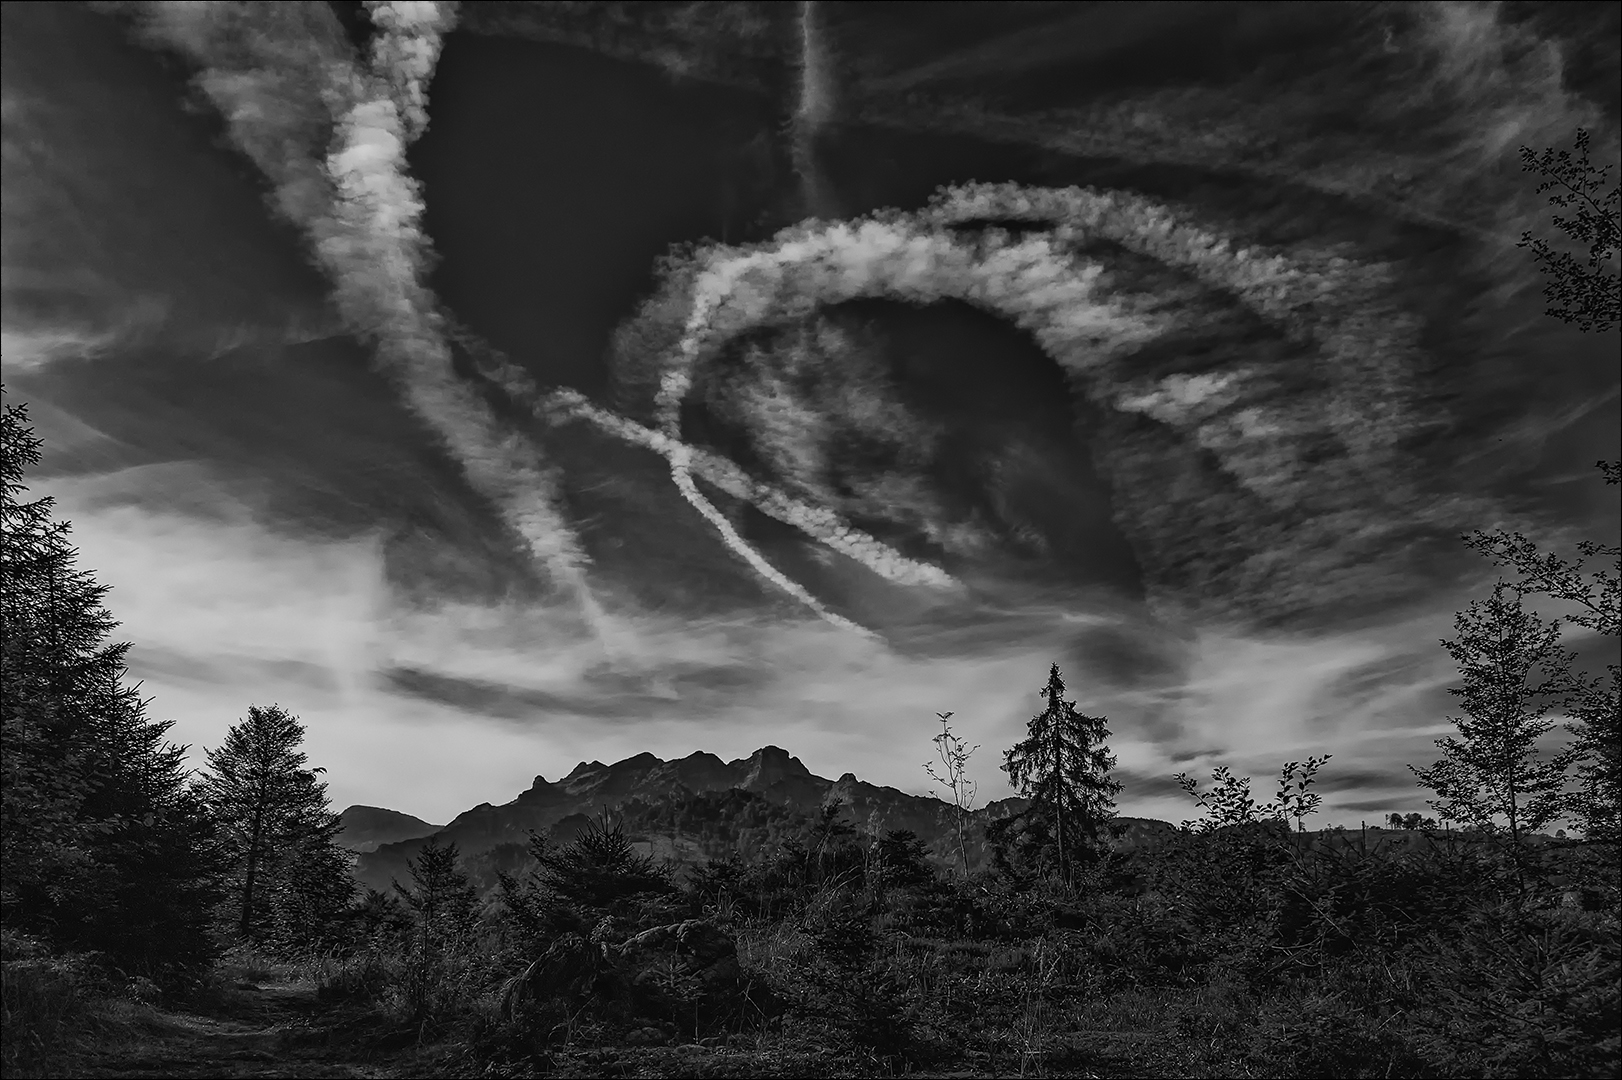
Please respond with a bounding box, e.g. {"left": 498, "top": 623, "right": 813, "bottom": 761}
{"left": 1407, "top": 902, "right": 1621, "bottom": 1078}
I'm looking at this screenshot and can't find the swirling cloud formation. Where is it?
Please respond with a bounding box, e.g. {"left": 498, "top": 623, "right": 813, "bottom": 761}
{"left": 596, "top": 181, "right": 1493, "bottom": 629}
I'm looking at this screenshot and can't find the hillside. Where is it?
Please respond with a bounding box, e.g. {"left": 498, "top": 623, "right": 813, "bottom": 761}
{"left": 336, "top": 805, "right": 443, "bottom": 854}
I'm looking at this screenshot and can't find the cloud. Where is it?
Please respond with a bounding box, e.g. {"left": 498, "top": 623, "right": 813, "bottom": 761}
{"left": 596, "top": 180, "right": 1505, "bottom": 629}
{"left": 362, "top": 0, "right": 459, "bottom": 141}
{"left": 31, "top": 452, "right": 1495, "bottom": 828}
{"left": 126, "top": 0, "right": 603, "bottom": 636}
{"left": 865, "top": 1, "right": 1611, "bottom": 258}
{"left": 541, "top": 388, "right": 959, "bottom": 591}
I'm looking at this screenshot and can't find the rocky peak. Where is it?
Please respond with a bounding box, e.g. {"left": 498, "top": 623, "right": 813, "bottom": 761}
{"left": 563, "top": 760, "right": 608, "bottom": 780}
{"left": 643, "top": 751, "right": 734, "bottom": 794}
{"left": 731, "top": 745, "right": 813, "bottom": 791}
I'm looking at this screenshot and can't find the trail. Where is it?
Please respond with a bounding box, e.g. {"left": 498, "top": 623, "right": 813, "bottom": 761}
{"left": 70, "top": 978, "right": 414, "bottom": 1079}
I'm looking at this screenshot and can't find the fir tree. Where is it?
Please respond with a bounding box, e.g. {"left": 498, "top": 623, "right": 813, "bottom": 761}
{"left": 393, "top": 836, "right": 478, "bottom": 955}
{"left": 391, "top": 837, "right": 478, "bottom": 1020}
{"left": 1, "top": 388, "right": 222, "bottom": 977}
{"left": 536, "top": 813, "right": 671, "bottom": 912}
{"left": 199, "top": 704, "right": 353, "bottom": 946}
{"left": 990, "top": 663, "right": 1121, "bottom": 884}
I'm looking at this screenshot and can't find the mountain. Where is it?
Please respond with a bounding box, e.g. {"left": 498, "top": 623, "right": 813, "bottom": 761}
{"left": 337, "top": 805, "right": 443, "bottom": 853}
{"left": 350, "top": 745, "right": 1176, "bottom": 894}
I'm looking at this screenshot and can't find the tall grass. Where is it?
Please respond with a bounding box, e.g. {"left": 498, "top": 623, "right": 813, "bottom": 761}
{"left": 1, "top": 931, "right": 166, "bottom": 1078}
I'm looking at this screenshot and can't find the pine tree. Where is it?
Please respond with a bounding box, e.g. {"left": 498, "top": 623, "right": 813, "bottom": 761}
{"left": 392, "top": 837, "right": 478, "bottom": 1019}
{"left": 1, "top": 388, "right": 222, "bottom": 977}
{"left": 1410, "top": 584, "right": 1578, "bottom": 890}
{"left": 990, "top": 664, "right": 1122, "bottom": 884}
{"left": 535, "top": 813, "right": 671, "bottom": 912}
{"left": 393, "top": 836, "right": 478, "bottom": 954}
{"left": 199, "top": 704, "right": 353, "bottom": 946}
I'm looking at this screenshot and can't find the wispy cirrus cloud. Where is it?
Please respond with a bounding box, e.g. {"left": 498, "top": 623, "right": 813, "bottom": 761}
{"left": 126, "top": 0, "right": 604, "bottom": 635}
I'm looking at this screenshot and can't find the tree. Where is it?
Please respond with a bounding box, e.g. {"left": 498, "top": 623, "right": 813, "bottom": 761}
{"left": 531, "top": 812, "right": 671, "bottom": 914}
{"left": 1409, "top": 585, "right": 1577, "bottom": 890}
{"left": 394, "top": 837, "right": 478, "bottom": 955}
{"left": 199, "top": 704, "right": 353, "bottom": 945}
{"left": 923, "top": 711, "right": 980, "bottom": 876}
{"left": 1, "top": 388, "right": 222, "bottom": 977}
{"left": 1461, "top": 465, "right": 1620, "bottom": 845}
{"left": 392, "top": 837, "right": 478, "bottom": 1019}
{"left": 990, "top": 663, "right": 1121, "bottom": 884}
{"left": 1517, "top": 128, "right": 1620, "bottom": 333}
{"left": 806, "top": 799, "right": 857, "bottom": 885}
{"left": 1176, "top": 756, "right": 1331, "bottom": 835}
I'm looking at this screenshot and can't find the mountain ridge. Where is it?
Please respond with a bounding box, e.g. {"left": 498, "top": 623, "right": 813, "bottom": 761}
{"left": 336, "top": 805, "right": 443, "bottom": 854}
{"left": 347, "top": 744, "right": 1157, "bottom": 894}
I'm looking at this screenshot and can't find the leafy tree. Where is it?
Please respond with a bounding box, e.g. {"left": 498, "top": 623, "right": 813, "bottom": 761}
{"left": 923, "top": 710, "right": 980, "bottom": 876}
{"left": 1517, "top": 128, "right": 1620, "bottom": 333}
{"left": 1450, "top": 127, "right": 1622, "bottom": 853}
{"left": 198, "top": 704, "right": 353, "bottom": 945}
{"left": 1, "top": 389, "right": 222, "bottom": 977}
{"left": 1177, "top": 757, "right": 1332, "bottom": 834}
{"left": 1461, "top": 464, "right": 1620, "bottom": 845}
{"left": 990, "top": 663, "right": 1121, "bottom": 884}
{"left": 1410, "top": 585, "right": 1578, "bottom": 890}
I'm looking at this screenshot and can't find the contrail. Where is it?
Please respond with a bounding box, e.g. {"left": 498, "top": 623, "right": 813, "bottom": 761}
{"left": 631, "top": 214, "right": 1159, "bottom": 628}
{"left": 606, "top": 179, "right": 1505, "bottom": 625}
{"left": 792, "top": 0, "right": 835, "bottom": 216}
{"left": 668, "top": 443, "right": 874, "bottom": 637}
{"left": 647, "top": 183, "right": 1430, "bottom": 515}
{"left": 128, "top": 1, "right": 605, "bottom": 634}
{"left": 540, "top": 388, "right": 959, "bottom": 591}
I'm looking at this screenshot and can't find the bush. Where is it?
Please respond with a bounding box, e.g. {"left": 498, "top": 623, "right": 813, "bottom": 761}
{"left": 0, "top": 941, "right": 164, "bottom": 1078}
{"left": 1407, "top": 903, "right": 1621, "bottom": 1078}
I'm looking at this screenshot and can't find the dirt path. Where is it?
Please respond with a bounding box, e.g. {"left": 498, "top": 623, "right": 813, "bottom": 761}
{"left": 70, "top": 980, "right": 419, "bottom": 1079}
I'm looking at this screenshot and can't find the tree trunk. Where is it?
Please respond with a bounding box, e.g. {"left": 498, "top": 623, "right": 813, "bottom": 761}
{"left": 239, "top": 784, "right": 267, "bottom": 940}
{"left": 1052, "top": 724, "right": 1068, "bottom": 885}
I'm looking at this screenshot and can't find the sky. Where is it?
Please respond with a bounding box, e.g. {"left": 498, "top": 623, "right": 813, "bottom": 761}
{"left": 3, "top": 1, "right": 1618, "bottom": 828}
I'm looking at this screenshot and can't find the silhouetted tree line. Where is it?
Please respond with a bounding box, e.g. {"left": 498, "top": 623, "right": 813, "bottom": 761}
{"left": 2, "top": 389, "right": 356, "bottom": 988}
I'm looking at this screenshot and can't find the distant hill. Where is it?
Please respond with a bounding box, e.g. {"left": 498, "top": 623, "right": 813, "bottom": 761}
{"left": 350, "top": 745, "right": 1178, "bottom": 895}
{"left": 337, "top": 805, "right": 443, "bottom": 853}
